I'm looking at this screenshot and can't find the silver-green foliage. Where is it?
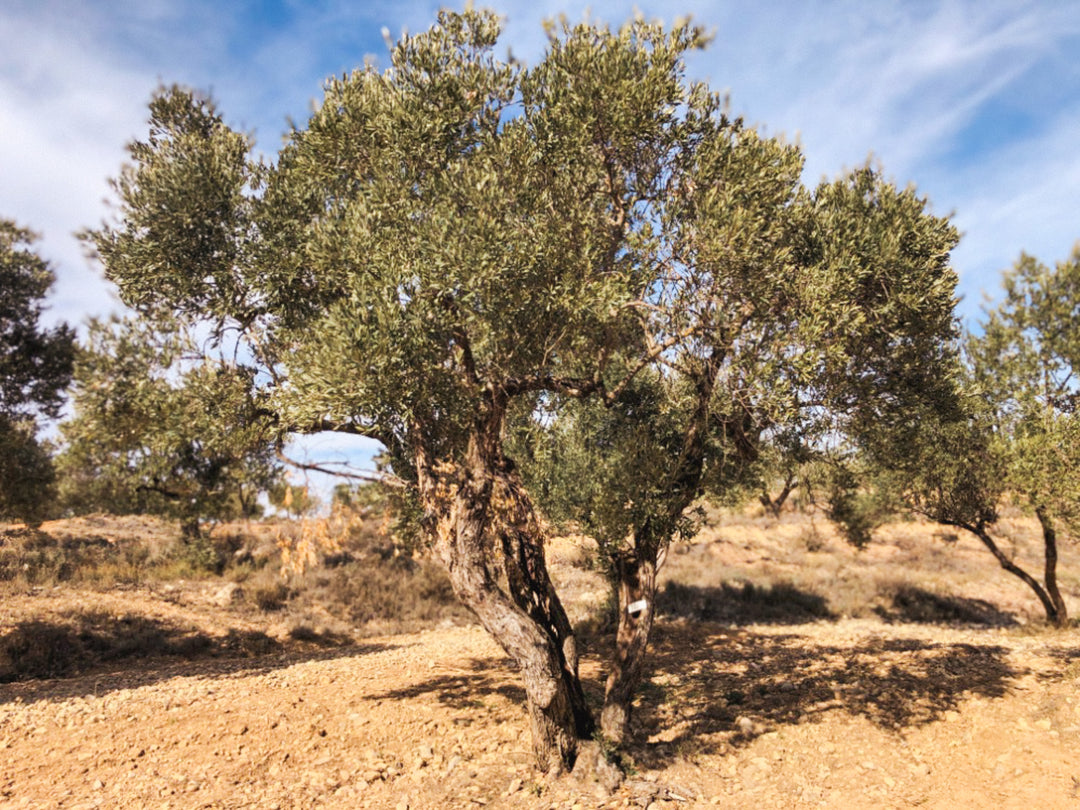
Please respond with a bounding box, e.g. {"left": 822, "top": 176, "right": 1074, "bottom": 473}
{"left": 515, "top": 165, "right": 962, "bottom": 558}
{"left": 85, "top": 14, "right": 740, "bottom": 457}
{"left": 56, "top": 316, "right": 282, "bottom": 531}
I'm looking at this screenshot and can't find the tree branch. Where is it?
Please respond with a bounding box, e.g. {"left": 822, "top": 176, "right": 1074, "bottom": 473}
{"left": 275, "top": 448, "right": 407, "bottom": 488}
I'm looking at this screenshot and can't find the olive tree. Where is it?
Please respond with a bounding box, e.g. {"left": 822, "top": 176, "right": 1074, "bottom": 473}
{"left": 84, "top": 10, "right": 961, "bottom": 767}
{"left": 0, "top": 220, "right": 75, "bottom": 522}
{"left": 886, "top": 247, "right": 1080, "bottom": 626}
{"left": 55, "top": 316, "right": 282, "bottom": 541}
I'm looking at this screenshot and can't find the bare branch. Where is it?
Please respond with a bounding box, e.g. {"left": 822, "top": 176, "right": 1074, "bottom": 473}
{"left": 275, "top": 448, "right": 407, "bottom": 488}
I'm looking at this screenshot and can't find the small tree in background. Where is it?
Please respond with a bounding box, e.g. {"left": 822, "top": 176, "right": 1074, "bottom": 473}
{"left": 845, "top": 246, "right": 1080, "bottom": 627}
{"left": 268, "top": 482, "right": 320, "bottom": 518}
{"left": 0, "top": 220, "right": 75, "bottom": 523}
{"left": 968, "top": 247, "right": 1080, "bottom": 626}
{"left": 56, "top": 316, "right": 283, "bottom": 545}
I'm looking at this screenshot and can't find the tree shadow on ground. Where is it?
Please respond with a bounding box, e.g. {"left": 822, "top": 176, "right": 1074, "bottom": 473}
{"left": 0, "top": 613, "right": 397, "bottom": 704}
{"left": 629, "top": 620, "right": 1022, "bottom": 769}
{"left": 1036, "top": 646, "right": 1080, "bottom": 684}
{"left": 656, "top": 581, "right": 834, "bottom": 625}
{"left": 874, "top": 585, "right": 1018, "bottom": 627}
{"left": 365, "top": 657, "right": 527, "bottom": 711}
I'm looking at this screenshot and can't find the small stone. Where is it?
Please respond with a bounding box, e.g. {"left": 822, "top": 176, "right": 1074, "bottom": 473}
{"left": 92, "top": 780, "right": 105, "bottom": 791}
{"left": 507, "top": 777, "right": 523, "bottom": 794}
{"left": 213, "top": 582, "right": 243, "bottom": 607}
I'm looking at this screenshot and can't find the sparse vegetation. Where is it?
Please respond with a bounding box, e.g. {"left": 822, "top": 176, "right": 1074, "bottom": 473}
{"left": 0, "top": 506, "right": 471, "bottom": 681}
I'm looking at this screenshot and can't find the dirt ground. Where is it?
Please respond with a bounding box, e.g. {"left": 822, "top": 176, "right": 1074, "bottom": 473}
{"left": 2, "top": 513, "right": 1080, "bottom": 809}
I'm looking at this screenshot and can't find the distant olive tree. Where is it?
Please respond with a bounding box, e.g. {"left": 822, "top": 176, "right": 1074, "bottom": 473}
{"left": 56, "top": 316, "right": 282, "bottom": 540}
{"left": 0, "top": 219, "right": 75, "bottom": 523}
{"left": 846, "top": 246, "right": 1080, "bottom": 627}
{"left": 268, "top": 482, "right": 320, "bottom": 518}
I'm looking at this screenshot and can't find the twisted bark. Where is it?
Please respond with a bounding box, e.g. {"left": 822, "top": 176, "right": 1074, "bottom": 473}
{"left": 941, "top": 515, "right": 1068, "bottom": 627}
{"left": 414, "top": 412, "right": 592, "bottom": 773}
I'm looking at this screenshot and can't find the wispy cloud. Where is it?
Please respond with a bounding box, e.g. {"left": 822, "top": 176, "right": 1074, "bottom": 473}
{"left": 0, "top": 2, "right": 155, "bottom": 323}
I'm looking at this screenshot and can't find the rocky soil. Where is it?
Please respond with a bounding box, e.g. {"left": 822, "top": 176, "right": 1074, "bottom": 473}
{"left": 2, "top": 606, "right": 1079, "bottom": 808}
{"left": 2, "top": 513, "right": 1079, "bottom": 808}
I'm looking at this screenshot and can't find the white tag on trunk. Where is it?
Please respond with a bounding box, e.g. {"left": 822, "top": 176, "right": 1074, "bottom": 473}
{"left": 627, "top": 599, "right": 648, "bottom": 615}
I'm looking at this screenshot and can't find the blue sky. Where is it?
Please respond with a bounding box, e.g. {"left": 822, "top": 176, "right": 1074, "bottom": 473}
{"left": 2, "top": 0, "right": 1079, "bottom": 481}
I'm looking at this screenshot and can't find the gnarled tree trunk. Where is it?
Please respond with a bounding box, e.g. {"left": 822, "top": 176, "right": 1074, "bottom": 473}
{"left": 759, "top": 473, "right": 798, "bottom": 519}
{"left": 494, "top": 466, "right": 594, "bottom": 738}
{"left": 950, "top": 516, "right": 1068, "bottom": 628}
{"left": 414, "top": 417, "right": 592, "bottom": 773}
{"left": 1034, "top": 506, "right": 1069, "bottom": 627}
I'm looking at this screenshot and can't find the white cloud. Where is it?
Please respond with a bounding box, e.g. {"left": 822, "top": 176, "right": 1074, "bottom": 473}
{"left": 947, "top": 106, "right": 1080, "bottom": 316}
{"left": 0, "top": 4, "right": 158, "bottom": 327}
